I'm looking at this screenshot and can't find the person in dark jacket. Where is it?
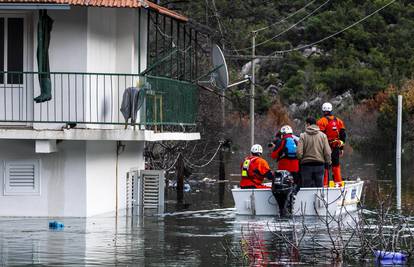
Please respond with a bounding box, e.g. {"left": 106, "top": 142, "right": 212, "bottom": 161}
{"left": 297, "top": 118, "right": 331, "bottom": 187}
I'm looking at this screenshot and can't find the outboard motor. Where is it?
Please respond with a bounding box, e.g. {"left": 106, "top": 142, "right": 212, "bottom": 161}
{"left": 272, "top": 170, "right": 296, "bottom": 217}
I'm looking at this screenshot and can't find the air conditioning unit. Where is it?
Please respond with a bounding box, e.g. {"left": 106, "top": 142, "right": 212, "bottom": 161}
{"left": 126, "top": 169, "right": 165, "bottom": 215}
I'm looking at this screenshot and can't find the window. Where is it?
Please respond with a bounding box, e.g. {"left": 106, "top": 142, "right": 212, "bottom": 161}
{"left": 4, "top": 160, "right": 40, "bottom": 195}
{"left": 0, "top": 16, "right": 25, "bottom": 84}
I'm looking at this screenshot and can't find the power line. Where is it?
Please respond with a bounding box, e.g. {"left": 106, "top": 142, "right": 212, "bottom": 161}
{"left": 230, "top": 0, "right": 332, "bottom": 52}
{"left": 254, "top": 0, "right": 318, "bottom": 33}
{"left": 224, "top": 54, "right": 282, "bottom": 60}
{"left": 165, "top": 153, "right": 181, "bottom": 171}
{"left": 182, "top": 142, "right": 222, "bottom": 168}
{"left": 211, "top": 0, "right": 225, "bottom": 39}
{"left": 268, "top": 0, "right": 397, "bottom": 55}
{"left": 208, "top": 0, "right": 242, "bottom": 55}
{"left": 149, "top": 13, "right": 177, "bottom": 49}
{"left": 225, "top": 0, "right": 319, "bottom": 52}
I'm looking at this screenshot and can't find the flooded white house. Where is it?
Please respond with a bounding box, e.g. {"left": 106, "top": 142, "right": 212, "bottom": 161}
{"left": 0, "top": 0, "right": 201, "bottom": 217}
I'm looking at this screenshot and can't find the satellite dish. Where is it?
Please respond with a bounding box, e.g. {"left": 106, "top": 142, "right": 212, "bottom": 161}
{"left": 211, "top": 44, "right": 229, "bottom": 90}
{"left": 196, "top": 44, "right": 250, "bottom": 90}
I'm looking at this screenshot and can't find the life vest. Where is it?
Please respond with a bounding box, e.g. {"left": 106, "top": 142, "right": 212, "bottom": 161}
{"left": 240, "top": 156, "right": 266, "bottom": 187}
{"left": 283, "top": 137, "right": 297, "bottom": 159}
{"left": 325, "top": 116, "right": 340, "bottom": 141}
{"left": 241, "top": 156, "right": 259, "bottom": 177}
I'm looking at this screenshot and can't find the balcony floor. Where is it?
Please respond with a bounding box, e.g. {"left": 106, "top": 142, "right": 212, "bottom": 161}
{"left": 0, "top": 128, "right": 200, "bottom": 142}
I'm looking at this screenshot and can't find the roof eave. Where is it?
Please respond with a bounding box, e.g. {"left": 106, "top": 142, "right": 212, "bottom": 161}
{"left": 0, "top": 0, "right": 188, "bottom": 22}
{"left": 146, "top": 1, "right": 188, "bottom": 22}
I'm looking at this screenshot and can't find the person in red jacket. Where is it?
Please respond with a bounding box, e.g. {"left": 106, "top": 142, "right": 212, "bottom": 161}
{"left": 317, "top": 102, "right": 346, "bottom": 186}
{"left": 240, "top": 144, "right": 274, "bottom": 189}
{"left": 270, "top": 125, "right": 300, "bottom": 189}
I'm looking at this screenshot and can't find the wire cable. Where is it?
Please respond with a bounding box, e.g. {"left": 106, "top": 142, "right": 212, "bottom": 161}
{"left": 255, "top": 0, "right": 318, "bottom": 33}
{"left": 268, "top": 0, "right": 397, "bottom": 55}
{"left": 230, "top": 0, "right": 332, "bottom": 52}
{"left": 149, "top": 13, "right": 179, "bottom": 49}
{"left": 182, "top": 143, "right": 222, "bottom": 168}
{"left": 165, "top": 153, "right": 181, "bottom": 171}
{"left": 150, "top": 14, "right": 173, "bottom": 40}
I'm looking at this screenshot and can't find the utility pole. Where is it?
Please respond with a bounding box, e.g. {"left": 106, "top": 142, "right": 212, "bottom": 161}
{"left": 222, "top": 90, "right": 225, "bottom": 129}
{"left": 396, "top": 95, "right": 402, "bottom": 210}
{"left": 218, "top": 140, "right": 225, "bottom": 207}
{"left": 250, "top": 31, "right": 257, "bottom": 147}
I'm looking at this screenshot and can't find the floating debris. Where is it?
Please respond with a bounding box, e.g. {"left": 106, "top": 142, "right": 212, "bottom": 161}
{"left": 49, "top": 221, "right": 64, "bottom": 229}
{"left": 201, "top": 177, "right": 216, "bottom": 183}
{"left": 374, "top": 250, "right": 407, "bottom": 265}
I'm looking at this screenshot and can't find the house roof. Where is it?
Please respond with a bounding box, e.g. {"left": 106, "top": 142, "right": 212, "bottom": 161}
{"left": 0, "top": 0, "right": 188, "bottom": 21}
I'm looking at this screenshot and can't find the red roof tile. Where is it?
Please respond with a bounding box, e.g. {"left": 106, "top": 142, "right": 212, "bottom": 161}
{"left": 0, "top": 0, "right": 188, "bottom": 21}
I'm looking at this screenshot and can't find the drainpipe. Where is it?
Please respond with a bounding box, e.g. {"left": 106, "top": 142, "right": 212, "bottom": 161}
{"left": 116, "top": 141, "right": 125, "bottom": 217}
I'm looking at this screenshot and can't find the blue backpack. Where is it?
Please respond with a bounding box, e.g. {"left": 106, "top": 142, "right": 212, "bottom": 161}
{"left": 284, "top": 137, "right": 297, "bottom": 159}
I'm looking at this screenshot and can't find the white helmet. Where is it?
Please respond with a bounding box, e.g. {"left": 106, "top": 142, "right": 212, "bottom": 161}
{"left": 280, "top": 125, "right": 293, "bottom": 134}
{"left": 322, "top": 102, "right": 333, "bottom": 112}
{"left": 250, "top": 144, "right": 263, "bottom": 154}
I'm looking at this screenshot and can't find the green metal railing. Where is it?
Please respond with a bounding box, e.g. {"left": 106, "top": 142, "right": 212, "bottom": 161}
{"left": 0, "top": 71, "right": 198, "bottom": 128}
{"left": 145, "top": 75, "right": 198, "bottom": 125}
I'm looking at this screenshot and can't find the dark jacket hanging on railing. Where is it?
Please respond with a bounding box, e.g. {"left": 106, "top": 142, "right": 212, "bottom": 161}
{"left": 34, "top": 10, "right": 53, "bottom": 103}
{"left": 120, "top": 87, "right": 144, "bottom": 127}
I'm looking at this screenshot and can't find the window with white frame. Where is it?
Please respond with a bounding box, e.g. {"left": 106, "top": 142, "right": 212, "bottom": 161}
{"left": 4, "top": 160, "right": 40, "bottom": 195}
{"left": 0, "top": 16, "right": 25, "bottom": 84}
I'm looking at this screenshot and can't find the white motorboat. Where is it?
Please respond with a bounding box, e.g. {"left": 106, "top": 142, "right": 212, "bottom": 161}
{"left": 231, "top": 180, "right": 364, "bottom": 216}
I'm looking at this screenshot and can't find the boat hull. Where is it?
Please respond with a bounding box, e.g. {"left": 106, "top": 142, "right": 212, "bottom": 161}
{"left": 231, "top": 181, "right": 364, "bottom": 216}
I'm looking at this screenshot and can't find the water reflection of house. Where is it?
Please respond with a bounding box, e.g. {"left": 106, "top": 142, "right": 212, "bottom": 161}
{"left": 0, "top": 0, "right": 201, "bottom": 216}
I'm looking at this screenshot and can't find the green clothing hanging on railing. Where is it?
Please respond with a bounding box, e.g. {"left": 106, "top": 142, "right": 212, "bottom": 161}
{"left": 34, "top": 10, "right": 53, "bottom": 103}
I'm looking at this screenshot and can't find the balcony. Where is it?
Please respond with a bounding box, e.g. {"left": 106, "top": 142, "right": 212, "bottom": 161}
{"left": 0, "top": 71, "right": 200, "bottom": 142}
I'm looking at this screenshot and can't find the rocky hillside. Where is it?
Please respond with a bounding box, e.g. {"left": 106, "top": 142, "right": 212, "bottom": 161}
{"left": 162, "top": 0, "right": 414, "bottom": 153}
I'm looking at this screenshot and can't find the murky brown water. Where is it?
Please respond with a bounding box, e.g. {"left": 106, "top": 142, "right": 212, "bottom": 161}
{"left": 0, "top": 151, "right": 413, "bottom": 266}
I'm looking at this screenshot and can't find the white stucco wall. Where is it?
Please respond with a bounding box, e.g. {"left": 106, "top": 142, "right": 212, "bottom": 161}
{"left": 33, "top": 8, "right": 88, "bottom": 129}
{"left": 48, "top": 7, "right": 88, "bottom": 72}
{"left": 85, "top": 8, "right": 143, "bottom": 128}
{"left": 85, "top": 140, "right": 143, "bottom": 216}
{"left": 139, "top": 9, "right": 148, "bottom": 73}
{"left": 1, "top": 7, "right": 154, "bottom": 130}
{"left": 85, "top": 141, "right": 117, "bottom": 216}
{"left": 0, "top": 139, "right": 144, "bottom": 217}
{"left": 47, "top": 140, "right": 87, "bottom": 216}
{"left": 86, "top": 8, "right": 119, "bottom": 127}
{"left": 30, "top": 7, "right": 147, "bottom": 130}
{"left": 86, "top": 8, "right": 143, "bottom": 75}
{"left": 86, "top": 8, "right": 116, "bottom": 73}
{"left": 0, "top": 140, "right": 87, "bottom": 217}
{"left": 0, "top": 7, "right": 190, "bottom": 218}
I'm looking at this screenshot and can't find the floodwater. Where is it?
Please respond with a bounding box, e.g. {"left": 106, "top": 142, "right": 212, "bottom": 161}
{"left": 1, "top": 151, "right": 414, "bottom": 266}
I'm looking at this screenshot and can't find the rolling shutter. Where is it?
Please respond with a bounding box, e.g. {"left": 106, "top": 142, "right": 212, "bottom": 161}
{"left": 4, "top": 160, "right": 40, "bottom": 195}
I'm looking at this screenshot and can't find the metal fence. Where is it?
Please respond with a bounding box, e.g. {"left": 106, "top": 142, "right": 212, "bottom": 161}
{"left": 145, "top": 75, "right": 198, "bottom": 126}
{"left": 0, "top": 71, "right": 198, "bottom": 128}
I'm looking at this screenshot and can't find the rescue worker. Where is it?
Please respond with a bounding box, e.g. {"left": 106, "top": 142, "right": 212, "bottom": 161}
{"left": 317, "top": 102, "right": 346, "bottom": 186}
{"left": 270, "top": 125, "right": 300, "bottom": 189}
{"left": 297, "top": 117, "right": 332, "bottom": 187}
{"left": 240, "top": 144, "right": 274, "bottom": 189}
